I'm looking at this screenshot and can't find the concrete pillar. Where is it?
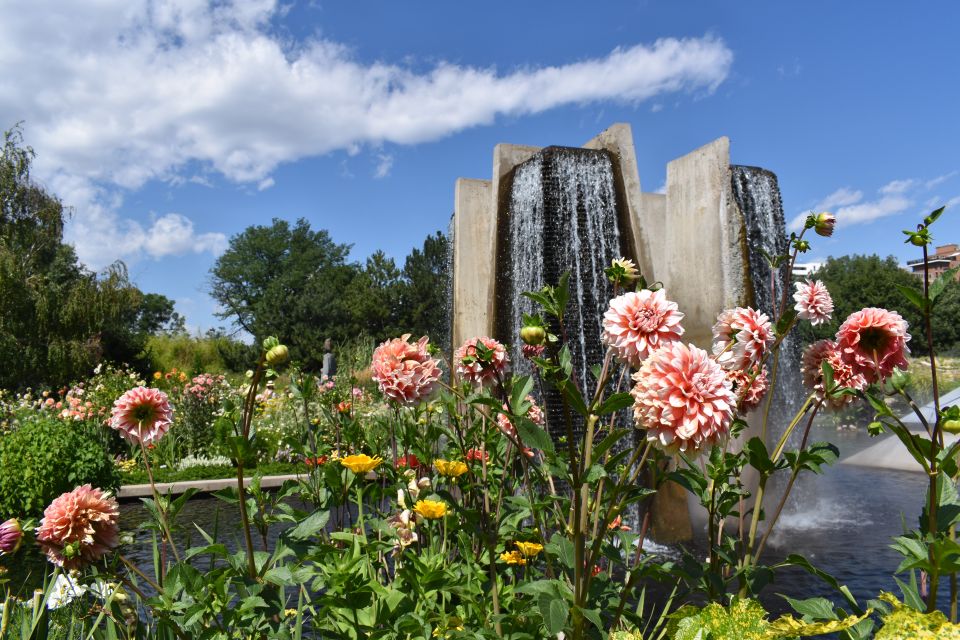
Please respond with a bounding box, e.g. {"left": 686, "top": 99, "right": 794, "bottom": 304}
{"left": 663, "top": 137, "right": 750, "bottom": 350}
{"left": 451, "top": 178, "right": 494, "bottom": 351}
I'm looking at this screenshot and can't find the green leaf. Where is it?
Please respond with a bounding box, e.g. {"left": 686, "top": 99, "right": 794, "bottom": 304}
{"left": 895, "top": 284, "right": 927, "bottom": 311}
{"left": 745, "top": 437, "right": 775, "bottom": 475}
{"left": 781, "top": 595, "right": 839, "bottom": 621}
{"left": 924, "top": 206, "right": 946, "bottom": 227}
{"left": 930, "top": 265, "right": 960, "bottom": 304}
{"left": 286, "top": 510, "right": 330, "bottom": 540}
{"left": 595, "top": 392, "right": 634, "bottom": 416}
{"left": 514, "top": 415, "right": 555, "bottom": 454}
{"left": 510, "top": 375, "right": 534, "bottom": 415}
{"left": 539, "top": 593, "right": 569, "bottom": 635}
{"left": 778, "top": 554, "right": 864, "bottom": 615}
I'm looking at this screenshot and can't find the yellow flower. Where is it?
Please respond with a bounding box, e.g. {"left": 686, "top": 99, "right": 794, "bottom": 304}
{"left": 284, "top": 608, "right": 298, "bottom": 618}
{"left": 499, "top": 550, "right": 526, "bottom": 565}
{"left": 153, "top": 371, "right": 162, "bottom": 380}
{"left": 414, "top": 499, "right": 448, "bottom": 519}
{"left": 340, "top": 454, "right": 383, "bottom": 474}
{"left": 432, "top": 617, "right": 465, "bottom": 637}
{"left": 434, "top": 459, "right": 468, "bottom": 478}
{"left": 514, "top": 541, "right": 543, "bottom": 558}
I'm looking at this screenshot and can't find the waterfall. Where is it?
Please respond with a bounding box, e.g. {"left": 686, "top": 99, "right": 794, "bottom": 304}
{"left": 496, "top": 146, "right": 627, "bottom": 441}
{"left": 730, "top": 165, "right": 804, "bottom": 441}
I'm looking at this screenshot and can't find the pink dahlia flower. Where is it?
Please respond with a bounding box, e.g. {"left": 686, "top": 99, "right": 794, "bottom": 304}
{"left": 110, "top": 387, "right": 173, "bottom": 446}
{"left": 371, "top": 334, "right": 442, "bottom": 406}
{"left": 726, "top": 366, "right": 769, "bottom": 412}
{"left": 0, "top": 518, "right": 22, "bottom": 554}
{"left": 801, "top": 339, "right": 867, "bottom": 409}
{"left": 36, "top": 485, "right": 119, "bottom": 570}
{"left": 454, "top": 336, "right": 510, "bottom": 386}
{"left": 601, "top": 289, "right": 684, "bottom": 367}
{"left": 836, "top": 308, "right": 910, "bottom": 384}
{"left": 793, "top": 280, "right": 834, "bottom": 326}
{"left": 712, "top": 307, "right": 774, "bottom": 371}
{"left": 631, "top": 342, "right": 736, "bottom": 455}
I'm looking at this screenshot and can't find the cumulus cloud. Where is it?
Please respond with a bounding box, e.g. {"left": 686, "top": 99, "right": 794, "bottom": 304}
{"left": 788, "top": 174, "right": 960, "bottom": 232}
{"left": 814, "top": 187, "right": 863, "bottom": 211}
{"left": 0, "top": 0, "right": 733, "bottom": 267}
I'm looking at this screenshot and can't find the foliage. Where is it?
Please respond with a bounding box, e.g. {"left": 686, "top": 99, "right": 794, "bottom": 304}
{"left": 0, "top": 414, "right": 119, "bottom": 517}
{"left": 144, "top": 331, "right": 254, "bottom": 375}
{"left": 118, "top": 460, "right": 305, "bottom": 484}
{"left": 0, "top": 125, "right": 180, "bottom": 390}
{"left": 874, "top": 593, "right": 960, "bottom": 639}
{"left": 665, "top": 598, "right": 870, "bottom": 640}
{"left": 210, "top": 219, "right": 450, "bottom": 367}
{"left": 210, "top": 217, "right": 358, "bottom": 367}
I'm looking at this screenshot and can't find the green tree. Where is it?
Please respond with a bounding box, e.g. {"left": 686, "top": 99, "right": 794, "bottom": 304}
{"left": 210, "top": 218, "right": 358, "bottom": 366}
{"left": 343, "top": 250, "right": 404, "bottom": 341}
{"left": 398, "top": 231, "right": 449, "bottom": 347}
{"left": 0, "top": 125, "right": 176, "bottom": 389}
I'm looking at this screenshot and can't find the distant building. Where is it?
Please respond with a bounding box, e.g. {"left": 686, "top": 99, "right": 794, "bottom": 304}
{"left": 792, "top": 261, "right": 823, "bottom": 279}
{"left": 906, "top": 244, "right": 960, "bottom": 280}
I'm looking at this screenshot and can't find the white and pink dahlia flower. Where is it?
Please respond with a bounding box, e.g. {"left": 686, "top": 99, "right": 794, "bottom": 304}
{"left": 835, "top": 308, "right": 910, "bottom": 384}
{"left": 631, "top": 342, "right": 736, "bottom": 455}
{"left": 800, "top": 339, "right": 867, "bottom": 409}
{"left": 371, "top": 334, "right": 442, "bottom": 406}
{"left": 601, "top": 289, "right": 684, "bottom": 367}
{"left": 110, "top": 386, "right": 173, "bottom": 446}
{"left": 793, "top": 280, "right": 834, "bottom": 326}
{"left": 36, "top": 485, "right": 119, "bottom": 570}
{"left": 454, "top": 336, "right": 510, "bottom": 386}
{"left": 712, "top": 307, "right": 774, "bottom": 371}
{"left": 726, "top": 366, "right": 769, "bottom": 412}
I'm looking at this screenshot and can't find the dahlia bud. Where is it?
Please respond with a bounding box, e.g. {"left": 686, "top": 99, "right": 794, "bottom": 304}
{"left": 0, "top": 518, "right": 22, "bottom": 555}
{"left": 813, "top": 212, "right": 836, "bottom": 237}
{"left": 266, "top": 344, "right": 289, "bottom": 367}
{"left": 606, "top": 257, "right": 639, "bottom": 286}
{"left": 262, "top": 336, "right": 280, "bottom": 350}
{"left": 522, "top": 344, "right": 545, "bottom": 359}
{"left": 942, "top": 419, "right": 960, "bottom": 435}
{"left": 520, "top": 325, "right": 546, "bottom": 346}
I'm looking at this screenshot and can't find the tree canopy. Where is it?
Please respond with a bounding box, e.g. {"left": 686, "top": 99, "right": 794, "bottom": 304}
{"left": 210, "top": 221, "right": 450, "bottom": 367}
{"left": 0, "top": 125, "right": 179, "bottom": 389}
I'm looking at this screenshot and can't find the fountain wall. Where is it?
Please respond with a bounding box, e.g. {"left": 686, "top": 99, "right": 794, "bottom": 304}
{"left": 451, "top": 124, "right": 794, "bottom": 542}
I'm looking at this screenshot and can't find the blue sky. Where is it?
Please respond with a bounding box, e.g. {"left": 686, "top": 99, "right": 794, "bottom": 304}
{"left": 1, "top": 1, "right": 958, "bottom": 333}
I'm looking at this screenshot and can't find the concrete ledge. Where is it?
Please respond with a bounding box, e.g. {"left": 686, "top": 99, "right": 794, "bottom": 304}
{"left": 119, "top": 474, "right": 304, "bottom": 499}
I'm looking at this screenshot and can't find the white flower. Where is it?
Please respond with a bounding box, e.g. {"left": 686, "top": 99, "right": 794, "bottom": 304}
{"left": 46, "top": 573, "right": 87, "bottom": 609}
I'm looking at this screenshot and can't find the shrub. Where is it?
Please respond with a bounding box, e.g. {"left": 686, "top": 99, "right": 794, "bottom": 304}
{"left": 0, "top": 414, "right": 120, "bottom": 518}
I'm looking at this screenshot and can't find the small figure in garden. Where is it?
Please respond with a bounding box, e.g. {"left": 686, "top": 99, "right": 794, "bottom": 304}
{"left": 321, "top": 338, "right": 337, "bottom": 379}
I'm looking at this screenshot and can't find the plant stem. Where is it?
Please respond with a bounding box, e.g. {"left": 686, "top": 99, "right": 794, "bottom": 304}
{"left": 139, "top": 438, "right": 181, "bottom": 565}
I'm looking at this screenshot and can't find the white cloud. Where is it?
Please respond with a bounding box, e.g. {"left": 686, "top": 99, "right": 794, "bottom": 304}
{"left": 256, "top": 177, "right": 275, "bottom": 191}
{"left": 815, "top": 187, "right": 863, "bottom": 211}
{"left": 925, "top": 171, "right": 958, "bottom": 189}
{"left": 790, "top": 185, "right": 909, "bottom": 232}
{"left": 880, "top": 179, "right": 916, "bottom": 195}
{"left": 145, "top": 214, "right": 227, "bottom": 258}
{"left": 374, "top": 153, "right": 394, "bottom": 179}
{"left": 0, "top": 1, "right": 732, "bottom": 267}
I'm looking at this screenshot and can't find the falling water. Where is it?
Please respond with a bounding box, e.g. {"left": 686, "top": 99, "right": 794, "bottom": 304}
{"left": 496, "top": 146, "right": 627, "bottom": 441}
{"left": 730, "top": 165, "right": 804, "bottom": 437}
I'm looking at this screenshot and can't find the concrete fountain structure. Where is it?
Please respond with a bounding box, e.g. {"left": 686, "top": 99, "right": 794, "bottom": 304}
{"left": 450, "top": 124, "right": 798, "bottom": 542}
